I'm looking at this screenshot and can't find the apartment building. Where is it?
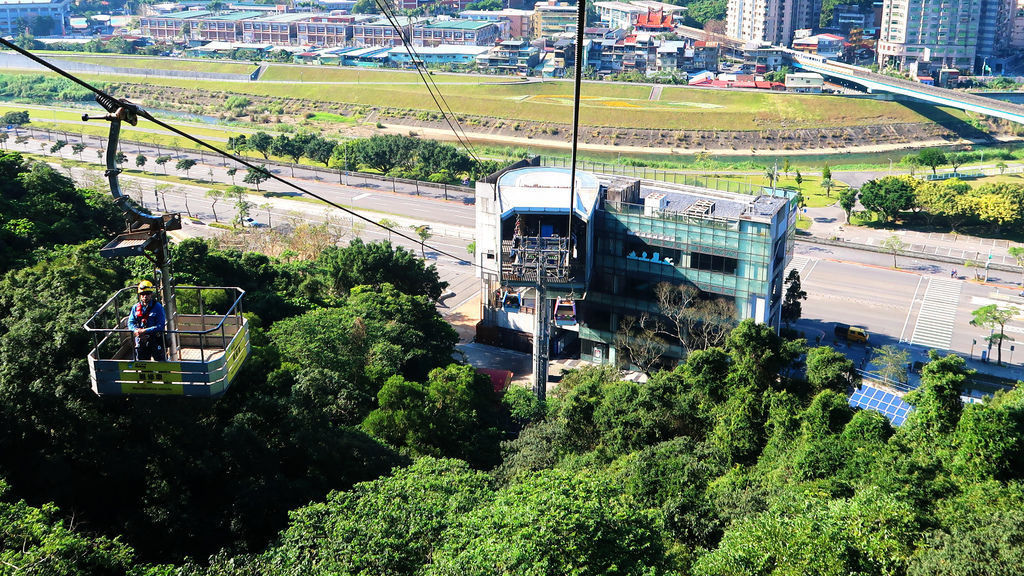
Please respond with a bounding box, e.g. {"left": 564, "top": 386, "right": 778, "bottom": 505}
{"left": 1013, "top": 0, "right": 1024, "bottom": 50}
{"left": 791, "top": 32, "right": 844, "bottom": 58}
{"left": 411, "top": 19, "right": 500, "bottom": 47}
{"left": 726, "top": 0, "right": 822, "bottom": 45}
{"left": 476, "top": 38, "right": 540, "bottom": 74}
{"left": 975, "top": 0, "right": 1016, "bottom": 64}
{"left": 532, "top": 1, "right": 578, "bottom": 38}
{"left": 655, "top": 39, "right": 720, "bottom": 72}
{"left": 876, "top": 0, "right": 983, "bottom": 71}
{"left": 0, "top": 0, "right": 69, "bottom": 36}
{"left": 295, "top": 15, "right": 355, "bottom": 47}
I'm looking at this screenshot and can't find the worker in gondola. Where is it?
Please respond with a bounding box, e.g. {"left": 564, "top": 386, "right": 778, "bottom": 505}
{"left": 128, "top": 280, "right": 166, "bottom": 361}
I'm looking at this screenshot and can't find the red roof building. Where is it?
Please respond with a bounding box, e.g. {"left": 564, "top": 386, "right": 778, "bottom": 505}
{"left": 477, "top": 368, "right": 513, "bottom": 394}
{"left": 634, "top": 9, "right": 673, "bottom": 32}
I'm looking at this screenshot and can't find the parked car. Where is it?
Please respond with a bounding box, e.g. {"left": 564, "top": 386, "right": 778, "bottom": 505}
{"left": 834, "top": 323, "right": 869, "bottom": 343}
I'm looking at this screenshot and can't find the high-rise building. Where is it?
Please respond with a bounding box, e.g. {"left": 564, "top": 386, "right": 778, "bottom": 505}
{"left": 1013, "top": 0, "right": 1024, "bottom": 50}
{"left": 876, "top": 0, "right": 985, "bottom": 71}
{"left": 726, "top": 0, "right": 822, "bottom": 45}
{"left": 976, "top": 0, "right": 1016, "bottom": 65}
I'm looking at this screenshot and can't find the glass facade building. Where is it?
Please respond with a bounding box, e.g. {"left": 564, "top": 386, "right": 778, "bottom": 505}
{"left": 475, "top": 165, "right": 797, "bottom": 368}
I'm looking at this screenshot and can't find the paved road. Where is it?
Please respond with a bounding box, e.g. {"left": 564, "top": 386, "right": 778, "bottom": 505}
{"left": 791, "top": 244, "right": 1024, "bottom": 381}
{"left": 15, "top": 132, "right": 1024, "bottom": 380}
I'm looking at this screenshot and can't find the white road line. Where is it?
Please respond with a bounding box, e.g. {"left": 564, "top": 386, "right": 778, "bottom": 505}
{"left": 352, "top": 193, "right": 371, "bottom": 201}
{"left": 803, "top": 258, "right": 820, "bottom": 280}
{"left": 785, "top": 256, "right": 813, "bottom": 279}
{"left": 899, "top": 275, "right": 924, "bottom": 343}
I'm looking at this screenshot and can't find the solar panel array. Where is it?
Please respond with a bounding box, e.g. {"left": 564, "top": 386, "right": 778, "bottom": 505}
{"left": 849, "top": 384, "right": 913, "bottom": 426}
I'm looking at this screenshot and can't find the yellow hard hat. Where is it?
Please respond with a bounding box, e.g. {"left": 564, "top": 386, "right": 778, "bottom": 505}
{"left": 137, "top": 280, "right": 155, "bottom": 294}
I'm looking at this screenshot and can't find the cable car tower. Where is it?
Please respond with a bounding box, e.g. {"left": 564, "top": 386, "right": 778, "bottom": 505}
{"left": 482, "top": 1, "right": 595, "bottom": 401}
{"left": 82, "top": 95, "right": 250, "bottom": 398}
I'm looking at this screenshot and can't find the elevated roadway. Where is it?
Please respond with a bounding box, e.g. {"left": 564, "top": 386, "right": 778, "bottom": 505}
{"left": 787, "top": 50, "right": 1024, "bottom": 125}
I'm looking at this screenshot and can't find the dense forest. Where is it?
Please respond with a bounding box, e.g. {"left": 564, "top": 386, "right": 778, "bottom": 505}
{"left": 3, "top": 150, "right": 1024, "bottom": 575}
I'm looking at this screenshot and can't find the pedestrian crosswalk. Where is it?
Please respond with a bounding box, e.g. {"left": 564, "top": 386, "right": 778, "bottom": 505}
{"left": 909, "top": 278, "right": 961, "bottom": 350}
{"left": 786, "top": 255, "right": 811, "bottom": 279}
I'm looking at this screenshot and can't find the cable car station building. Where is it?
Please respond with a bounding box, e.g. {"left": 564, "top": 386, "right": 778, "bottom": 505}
{"left": 475, "top": 163, "right": 797, "bottom": 373}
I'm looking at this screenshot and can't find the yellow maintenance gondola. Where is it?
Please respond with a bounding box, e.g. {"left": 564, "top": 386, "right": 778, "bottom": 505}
{"left": 82, "top": 94, "right": 249, "bottom": 398}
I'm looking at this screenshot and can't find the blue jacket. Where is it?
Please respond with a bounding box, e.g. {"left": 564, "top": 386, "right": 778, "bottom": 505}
{"left": 128, "top": 300, "right": 166, "bottom": 334}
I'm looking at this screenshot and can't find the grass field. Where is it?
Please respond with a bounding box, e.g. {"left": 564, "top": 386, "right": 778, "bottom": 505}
{"left": 964, "top": 172, "right": 1024, "bottom": 185}
{"left": 259, "top": 64, "right": 515, "bottom": 84}
{"left": 56, "top": 68, "right": 951, "bottom": 132}
{"left": 51, "top": 55, "right": 258, "bottom": 75}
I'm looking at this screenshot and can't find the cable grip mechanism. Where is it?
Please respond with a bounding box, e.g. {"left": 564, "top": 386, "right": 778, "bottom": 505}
{"left": 82, "top": 94, "right": 139, "bottom": 126}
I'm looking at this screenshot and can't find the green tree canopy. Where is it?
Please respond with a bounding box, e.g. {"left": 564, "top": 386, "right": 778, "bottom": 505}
{"left": 355, "top": 134, "right": 419, "bottom": 174}
{"left": 0, "top": 154, "right": 120, "bottom": 273}
{"left": 427, "top": 468, "right": 668, "bottom": 576}
{"left": 307, "top": 239, "right": 448, "bottom": 301}
{"left": 268, "top": 458, "right": 492, "bottom": 576}
{"left": 363, "top": 364, "right": 502, "bottom": 467}
{"left": 859, "top": 176, "right": 917, "bottom": 222}
{"left": 247, "top": 131, "right": 273, "bottom": 159}
{"left": 917, "top": 148, "right": 948, "bottom": 175}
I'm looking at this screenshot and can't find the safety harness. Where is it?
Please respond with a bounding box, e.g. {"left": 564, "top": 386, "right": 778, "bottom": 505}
{"left": 133, "top": 302, "right": 161, "bottom": 332}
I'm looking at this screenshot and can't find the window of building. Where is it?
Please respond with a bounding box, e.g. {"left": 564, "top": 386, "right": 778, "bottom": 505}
{"left": 689, "top": 251, "right": 738, "bottom": 274}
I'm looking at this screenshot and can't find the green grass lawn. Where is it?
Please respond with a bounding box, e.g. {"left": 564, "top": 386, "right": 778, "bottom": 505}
{"left": 960, "top": 172, "right": 1024, "bottom": 185}
{"left": 53, "top": 55, "right": 257, "bottom": 75}
{"left": 308, "top": 111, "right": 360, "bottom": 125}
{"left": 260, "top": 64, "right": 513, "bottom": 84}
{"left": 58, "top": 69, "right": 951, "bottom": 132}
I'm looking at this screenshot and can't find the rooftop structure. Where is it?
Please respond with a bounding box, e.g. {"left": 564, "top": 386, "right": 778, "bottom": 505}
{"left": 849, "top": 384, "right": 913, "bottom": 425}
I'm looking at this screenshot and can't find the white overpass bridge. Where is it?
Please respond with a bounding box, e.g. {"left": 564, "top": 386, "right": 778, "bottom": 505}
{"left": 787, "top": 50, "right": 1024, "bottom": 125}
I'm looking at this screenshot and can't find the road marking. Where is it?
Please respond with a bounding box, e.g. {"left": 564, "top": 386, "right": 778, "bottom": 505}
{"left": 908, "top": 278, "right": 961, "bottom": 350}
{"left": 803, "top": 258, "right": 819, "bottom": 280}
{"left": 899, "top": 275, "right": 924, "bottom": 343}
{"left": 352, "top": 193, "right": 371, "bottom": 201}
{"left": 785, "top": 255, "right": 814, "bottom": 279}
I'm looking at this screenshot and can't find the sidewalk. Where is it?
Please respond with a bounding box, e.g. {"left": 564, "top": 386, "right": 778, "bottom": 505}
{"left": 802, "top": 202, "right": 1023, "bottom": 275}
